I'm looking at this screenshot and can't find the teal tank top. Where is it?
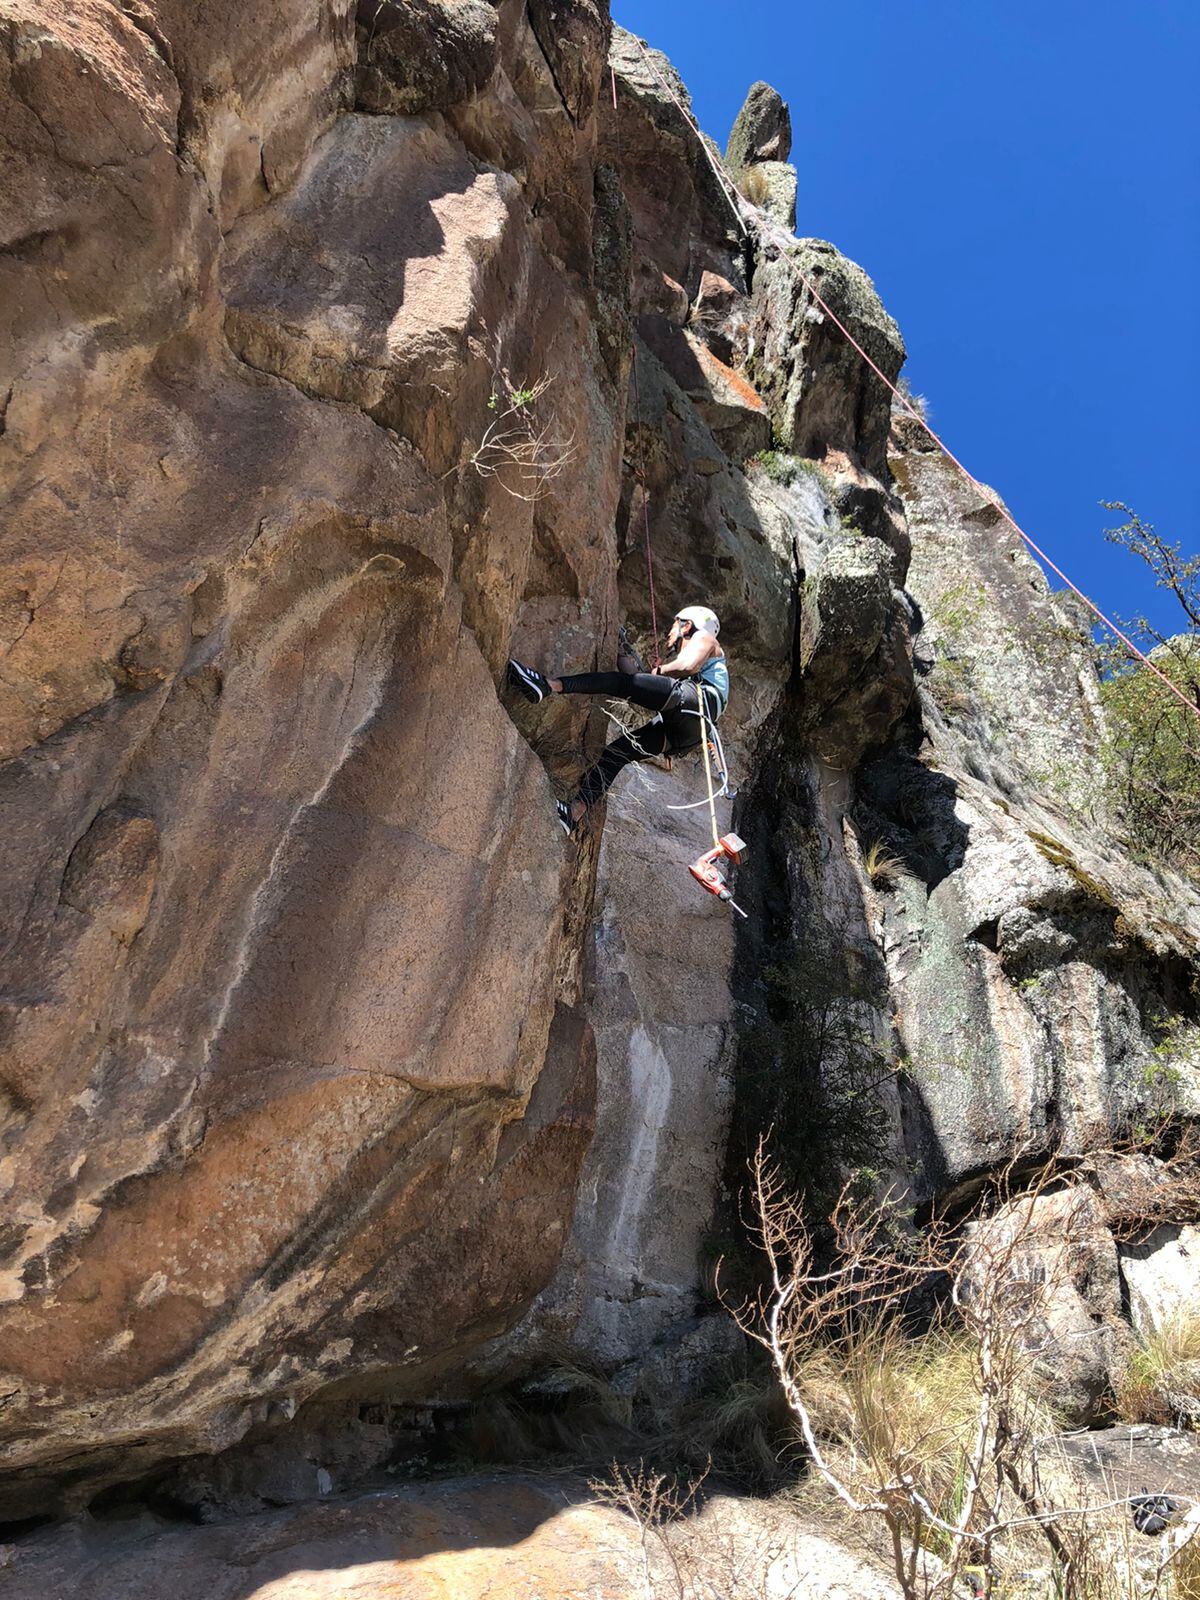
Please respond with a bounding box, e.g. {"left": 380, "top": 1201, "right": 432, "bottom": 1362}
{"left": 695, "top": 655, "right": 729, "bottom": 714}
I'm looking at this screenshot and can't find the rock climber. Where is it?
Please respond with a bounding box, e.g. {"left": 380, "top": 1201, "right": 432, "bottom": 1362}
{"left": 507, "top": 605, "right": 729, "bottom": 833}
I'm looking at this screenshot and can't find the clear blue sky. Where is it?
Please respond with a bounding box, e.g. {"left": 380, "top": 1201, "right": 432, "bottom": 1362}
{"left": 614, "top": 0, "right": 1199, "bottom": 639}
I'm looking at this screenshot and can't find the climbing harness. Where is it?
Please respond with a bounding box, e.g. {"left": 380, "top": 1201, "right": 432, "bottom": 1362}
{"left": 626, "top": 35, "right": 1200, "bottom": 731}
{"left": 666, "top": 686, "right": 732, "bottom": 809}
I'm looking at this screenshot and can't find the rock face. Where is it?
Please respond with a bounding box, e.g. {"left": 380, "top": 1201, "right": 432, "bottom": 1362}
{"left": 0, "top": 0, "right": 618, "bottom": 1518}
{"left": 1122, "top": 1223, "right": 1200, "bottom": 1333}
{"left": 725, "top": 80, "right": 792, "bottom": 169}
{"left": 0, "top": 0, "right": 1198, "bottom": 1535}
{"left": 355, "top": 0, "right": 498, "bottom": 115}
{"left": 726, "top": 80, "right": 796, "bottom": 230}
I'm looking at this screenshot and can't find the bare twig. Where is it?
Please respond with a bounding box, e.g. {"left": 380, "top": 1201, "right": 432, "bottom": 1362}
{"left": 724, "top": 1141, "right": 1185, "bottom": 1599}
{"left": 455, "top": 347, "right": 577, "bottom": 501}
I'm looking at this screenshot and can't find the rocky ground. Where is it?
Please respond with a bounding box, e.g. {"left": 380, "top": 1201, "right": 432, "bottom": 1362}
{"left": 0, "top": 1468, "right": 905, "bottom": 1600}
{"left": 6, "top": 1432, "right": 1198, "bottom": 1600}
{"left": 1, "top": 0, "right": 1198, "bottom": 1588}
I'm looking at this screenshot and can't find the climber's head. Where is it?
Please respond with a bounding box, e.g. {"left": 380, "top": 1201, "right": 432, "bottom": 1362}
{"left": 668, "top": 605, "right": 721, "bottom": 649}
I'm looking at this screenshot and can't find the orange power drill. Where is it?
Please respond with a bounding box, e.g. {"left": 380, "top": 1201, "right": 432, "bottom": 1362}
{"left": 688, "top": 832, "right": 748, "bottom": 918}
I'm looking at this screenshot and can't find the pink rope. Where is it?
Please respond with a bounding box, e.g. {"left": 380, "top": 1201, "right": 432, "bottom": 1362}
{"left": 629, "top": 36, "right": 1200, "bottom": 725}
{"left": 630, "top": 343, "right": 662, "bottom": 665}
{"left": 611, "top": 62, "right": 662, "bottom": 666}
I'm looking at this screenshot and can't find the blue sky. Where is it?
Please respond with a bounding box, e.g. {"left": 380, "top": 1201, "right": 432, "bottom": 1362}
{"left": 614, "top": 0, "right": 1199, "bottom": 640}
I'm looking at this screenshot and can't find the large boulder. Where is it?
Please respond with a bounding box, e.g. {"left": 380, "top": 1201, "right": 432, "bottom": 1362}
{"left": 636, "top": 315, "right": 771, "bottom": 461}
{"left": 602, "top": 26, "right": 742, "bottom": 299}
{"left": 799, "top": 535, "right": 914, "bottom": 768}
{"left": 965, "top": 1184, "right": 1133, "bottom": 1423}
{"left": 725, "top": 80, "right": 792, "bottom": 169}
{"left": 1121, "top": 1224, "right": 1200, "bottom": 1334}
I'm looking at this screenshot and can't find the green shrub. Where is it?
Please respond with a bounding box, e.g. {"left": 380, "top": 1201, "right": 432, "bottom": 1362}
{"left": 1100, "top": 637, "right": 1200, "bottom": 882}
{"left": 1095, "top": 502, "right": 1200, "bottom": 882}
{"left": 747, "top": 448, "right": 796, "bottom": 484}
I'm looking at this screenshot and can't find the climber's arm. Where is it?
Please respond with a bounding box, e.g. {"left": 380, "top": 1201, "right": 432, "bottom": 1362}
{"left": 656, "top": 631, "right": 715, "bottom": 678}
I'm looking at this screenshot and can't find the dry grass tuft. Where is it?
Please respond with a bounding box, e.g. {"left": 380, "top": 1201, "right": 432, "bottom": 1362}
{"left": 794, "top": 1321, "right": 1057, "bottom": 1546}
{"left": 1114, "top": 1313, "right": 1200, "bottom": 1424}
{"left": 735, "top": 164, "right": 770, "bottom": 207}
{"left": 861, "top": 837, "right": 906, "bottom": 888}
{"left": 1173, "top": 1531, "right": 1200, "bottom": 1600}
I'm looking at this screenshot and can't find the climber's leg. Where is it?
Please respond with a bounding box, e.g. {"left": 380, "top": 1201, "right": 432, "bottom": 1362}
{"left": 572, "top": 716, "right": 671, "bottom": 814}
{"left": 560, "top": 683, "right": 719, "bottom": 828}
{"left": 508, "top": 661, "right": 704, "bottom": 833}
{"left": 555, "top": 670, "right": 675, "bottom": 712}
{"left": 507, "top": 658, "right": 677, "bottom": 713}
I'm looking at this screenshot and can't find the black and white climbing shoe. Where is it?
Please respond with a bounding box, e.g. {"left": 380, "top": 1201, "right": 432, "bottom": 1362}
{"left": 1131, "top": 1494, "right": 1185, "bottom": 1537}
{"left": 555, "top": 799, "right": 574, "bottom": 835}
{"left": 507, "top": 659, "right": 552, "bottom": 704}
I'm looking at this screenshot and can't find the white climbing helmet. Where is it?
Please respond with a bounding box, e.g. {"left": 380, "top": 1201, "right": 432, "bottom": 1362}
{"left": 675, "top": 605, "right": 720, "bottom": 636}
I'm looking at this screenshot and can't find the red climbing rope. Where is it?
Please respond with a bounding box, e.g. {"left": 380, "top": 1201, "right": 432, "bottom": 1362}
{"left": 611, "top": 62, "right": 662, "bottom": 667}
{"left": 627, "top": 36, "right": 1200, "bottom": 728}
{"left": 630, "top": 346, "right": 662, "bottom": 667}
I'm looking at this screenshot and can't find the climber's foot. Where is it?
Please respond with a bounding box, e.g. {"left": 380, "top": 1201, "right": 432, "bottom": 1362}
{"left": 556, "top": 798, "right": 587, "bottom": 835}
{"left": 507, "top": 659, "right": 552, "bottom": 704}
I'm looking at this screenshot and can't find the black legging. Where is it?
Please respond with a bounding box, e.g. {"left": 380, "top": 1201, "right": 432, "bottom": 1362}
{"left": 557, "top": 671, "right": 718, "bottom": 810}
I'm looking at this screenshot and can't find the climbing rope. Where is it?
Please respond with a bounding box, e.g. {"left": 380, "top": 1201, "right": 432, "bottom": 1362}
{"left": 628, "top": 36, "right": 1200, "bottom": 729}
{"left": 695, "top": 684, "right": 721, "bottom": 851}
{"left": 667, "top": 691, "right": 732, "bottom": 813}
{"left": 630, "top": 347, "right": 662, "bottom": 666}
{"left": 600, "top": 55, "right": 756, "bottom": 918}
{"left": 611, "top": 63, "right": 662, "bottom": 668}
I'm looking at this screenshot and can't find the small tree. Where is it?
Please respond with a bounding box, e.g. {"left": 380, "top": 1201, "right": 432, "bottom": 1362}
{"left": 1096, "top": 502, "right": 1200, "bottom": 881}
{"left": 725, "top": 1143, "right": 1198, "bottom": 1600}
{"left": 456, "top": 343, "right": 577, "bottom": 501}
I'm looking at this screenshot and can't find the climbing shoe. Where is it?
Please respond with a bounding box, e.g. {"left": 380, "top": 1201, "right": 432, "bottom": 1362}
{"left": 1131, "top": 1494, "right": 1185, "bottom": 1536}
{"left": 555, "top": 799, "right": 575, "bottom": 835}
{"left": 507, "top": 659, "right": 552, "bottom": 704}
